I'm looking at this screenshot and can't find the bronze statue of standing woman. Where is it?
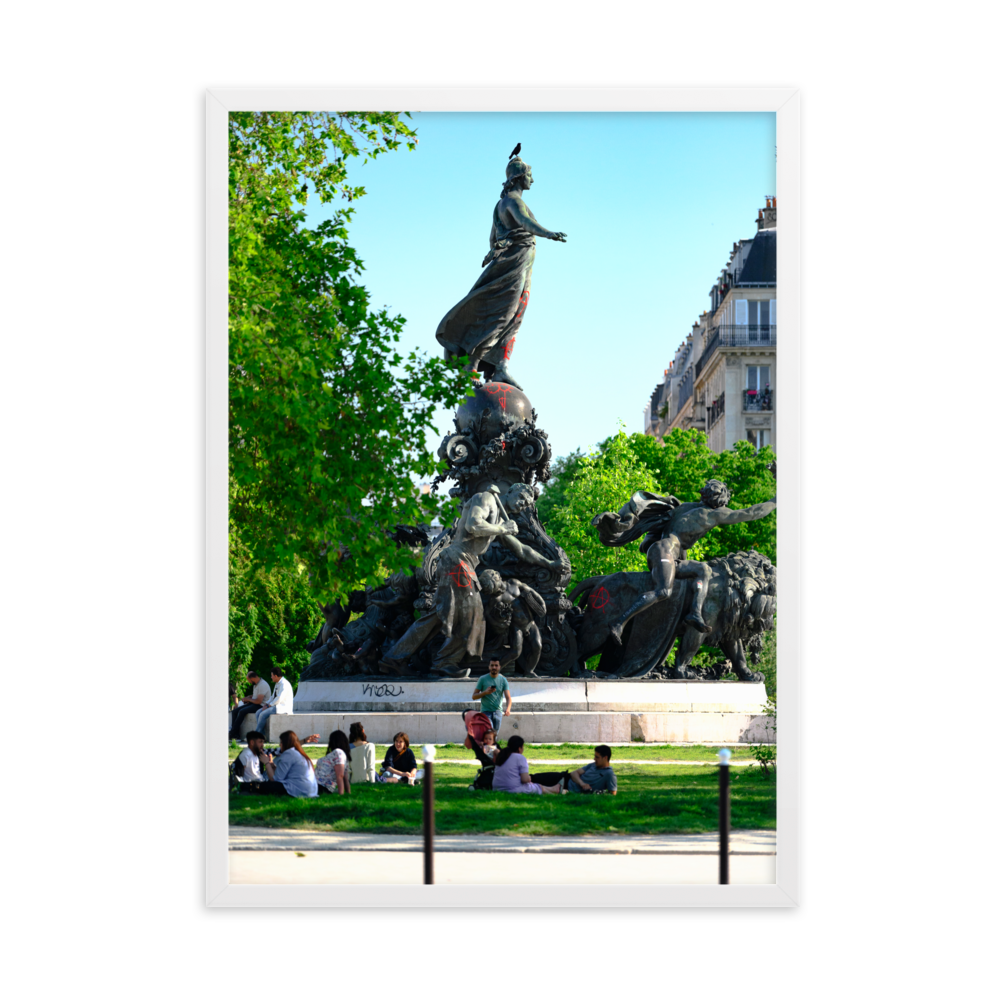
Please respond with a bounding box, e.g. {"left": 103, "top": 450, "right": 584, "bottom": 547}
{"left": 435, "top": 154, "right": 567, "bottom": 389}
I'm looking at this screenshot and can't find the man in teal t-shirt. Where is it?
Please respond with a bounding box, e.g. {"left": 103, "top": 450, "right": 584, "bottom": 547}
{"left": 473, "top": 658, "right": 511, "bottom": 736}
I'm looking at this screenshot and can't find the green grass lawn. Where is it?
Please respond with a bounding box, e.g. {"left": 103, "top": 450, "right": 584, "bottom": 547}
{"left": 228, "top": 743, "right": 759, "bottom": 763}
{"left": 228, "top": 761, "right": 775, "bottom": 836}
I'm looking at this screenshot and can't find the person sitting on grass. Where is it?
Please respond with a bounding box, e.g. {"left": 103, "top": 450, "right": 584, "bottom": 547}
{"left": 492, "top": 736, "right": 562, "bottom": 795}
{"left": 348, "top": 722, "right": 377, "bottom": 784}
{"left": 252, "top": 730, "right": 318, "bottom": 797}
{"left": 315, "top": 730, "right": 351, "bottom": 795}
{"left": 377, "top": 732, "right": 418, "bottom": 785}
{"left": 233, "top": 731, "right": 270, "bottom": 784}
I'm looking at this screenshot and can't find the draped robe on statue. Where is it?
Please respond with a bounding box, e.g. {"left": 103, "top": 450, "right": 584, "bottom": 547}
{"left": 435, "top": 204, "right": 535, "bottom": 372}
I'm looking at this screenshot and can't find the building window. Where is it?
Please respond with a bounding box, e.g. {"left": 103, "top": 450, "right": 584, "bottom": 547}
{"left": 746, "top": 428, "right": 772, "bottom": 451}
{"left": 735, "top": 299, "right": 748, "bottom": 325}
{"left": 746, "top": 365, "right": 771, "bottom": 391}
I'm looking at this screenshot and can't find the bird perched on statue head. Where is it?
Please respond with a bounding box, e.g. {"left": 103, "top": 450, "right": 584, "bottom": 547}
{"left": 508, "top": 142, "right": 521, "bottom": 160}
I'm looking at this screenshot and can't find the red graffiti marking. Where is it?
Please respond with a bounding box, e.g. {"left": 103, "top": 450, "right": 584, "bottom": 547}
{"left": 589, "top": 586, "right": 611, "bottom": 612}
{"left": 484, "top": 381, "right": 515, "bottom": 411}
{"left": 515, "top": 289, "right": 530, "bottom": 322}
{"left": 447, "top": 560, "right": 475, "bottom": 589}
{"left": 503, "top": 335, "right": 517, "bottom": 361}
{"left": 501, "top": 439, "right": 506, "bottom": 452}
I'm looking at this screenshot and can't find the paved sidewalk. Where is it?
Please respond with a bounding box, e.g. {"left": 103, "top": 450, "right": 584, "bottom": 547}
{"left": 229, "top": 826, "right": 774, "bottom": 855}
{"left": 230, "top": 850, "right": 775, "bottom": 885}
{"left": 229, "top": 829, "right": 776, "bottom": 885}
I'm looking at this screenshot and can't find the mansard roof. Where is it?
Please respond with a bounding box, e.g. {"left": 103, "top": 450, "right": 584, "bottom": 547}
{"left": 737, "top": 228, "right": 776, "bottom": 285}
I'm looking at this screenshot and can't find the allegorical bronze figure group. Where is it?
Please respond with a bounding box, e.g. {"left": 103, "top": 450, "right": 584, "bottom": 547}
{"left": 299, "top": 150, "right": 776, "bottom": 683}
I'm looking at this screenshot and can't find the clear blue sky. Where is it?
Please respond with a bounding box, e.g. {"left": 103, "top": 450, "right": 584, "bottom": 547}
{"left": 308, "top": 111, "right": 775, "bottom": 463}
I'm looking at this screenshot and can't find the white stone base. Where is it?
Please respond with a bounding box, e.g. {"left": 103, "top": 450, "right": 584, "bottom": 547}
{"left": 264, "top": 709, "right": 774, "bottom": 745}
{"left": 239, "top": 713, "right": 263, "bottom": 739}
{"left": 293, "top": 678, "right": 769, "bottom": 714}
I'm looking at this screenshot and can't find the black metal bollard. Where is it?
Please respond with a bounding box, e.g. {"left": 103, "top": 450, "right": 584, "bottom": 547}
{"left": 718, "top": 748, "right": 731, "bottom": 884}
{"left": 421, "top": 744, "right": 436, "bottom": 885}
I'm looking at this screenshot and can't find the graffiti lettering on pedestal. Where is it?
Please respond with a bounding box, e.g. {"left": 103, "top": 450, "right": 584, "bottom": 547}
{"left": 361, "top": 683, "right": 405, "bottom": 698}
{"left": 589, "top": 586, "right": 611, "bottom": 612}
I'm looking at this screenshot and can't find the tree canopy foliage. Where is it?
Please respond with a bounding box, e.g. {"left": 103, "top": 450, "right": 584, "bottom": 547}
{"left": 228, "top": 111, "right": 472, "bottom": 599}
{"left": 539, "top": 428, "right": 776, "bottom": 591}
{"left": 228, "top": 535, "right": 321, "bottom": 692}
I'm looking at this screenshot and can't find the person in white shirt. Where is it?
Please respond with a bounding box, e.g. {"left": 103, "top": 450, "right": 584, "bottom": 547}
{"left": 254, "top": 668, "right": 294, "bottom": 739}
{"left": 348, "top": 722, "right": 377, "bottom": 783}
{"left": 230, "top": 670, "right": 272, "bottom": 741}
{"left": 234, "top": 731, "right": 272, "bottom": 784}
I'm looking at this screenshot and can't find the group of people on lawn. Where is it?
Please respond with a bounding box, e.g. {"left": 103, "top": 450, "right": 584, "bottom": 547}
{"left": 230, "top": 657, "right": 617, "bottom": 799}
{"left": 232, "top": 723, "right": 416, "bottom": 798}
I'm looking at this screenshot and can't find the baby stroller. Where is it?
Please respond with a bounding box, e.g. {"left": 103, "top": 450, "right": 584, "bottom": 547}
{"left": 462, "top": 709, "right": 497, "bottom": 791}
{"left": 468, "top": 763, "right": 495, "bottom": 792}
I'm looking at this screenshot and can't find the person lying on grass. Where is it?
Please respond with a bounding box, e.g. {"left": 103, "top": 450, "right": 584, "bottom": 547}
{"left": 527, "top": 745, "right": 618, "bottom": 795}
{"left": 493, "top": 736, "right": 562, "bottom": 795}
{"left": 565, "top": 745, "right": 617, "bottom": 795}
{"left": 378, "top": 732, "right": 418, "bottom": 784}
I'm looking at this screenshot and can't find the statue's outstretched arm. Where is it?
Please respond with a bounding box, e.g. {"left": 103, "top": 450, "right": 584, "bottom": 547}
{"left": 505, "top": 197, "right": 567, "bottom": 242}
{"left": 714, "top": 499, "right": 777, "bottom": 526}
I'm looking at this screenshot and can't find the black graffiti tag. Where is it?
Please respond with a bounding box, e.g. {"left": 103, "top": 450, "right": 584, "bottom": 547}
{"left": 361, "top": 683, "right": 405, "bottom": 698}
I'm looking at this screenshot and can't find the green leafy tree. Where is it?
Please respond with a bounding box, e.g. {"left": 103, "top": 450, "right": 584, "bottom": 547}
{"left": 546, "top": 430, "right": 660, "bottom": 591}
{"left": 228, "top": 535, "right": 323, "bottom": 692}
{"left": 702, "top": 439, "right": 777, "bottom": 562}
{"left": 535, "top": 448, "right": 584, "bottom": 527}
{"left": 628, "top": 428, "right": 717, "bottom": 504}
{"left": 229, "top": 111, "right": 472, "bottom": 599}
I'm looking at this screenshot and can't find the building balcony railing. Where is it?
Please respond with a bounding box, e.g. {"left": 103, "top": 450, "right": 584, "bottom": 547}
{"left": 695, "top": 324, "right": 777, "bottom": 378}
{"left": 743, "top": 388, "right": 774, "bottom": 412}
{"left": 707, "top": 393, "right": 725, "bottom": 429}
{"left": 722, "top": 324, "right": 776, "bottom": 347}
{"left": 695, "top": 330, "right": 720, "bottom": 378}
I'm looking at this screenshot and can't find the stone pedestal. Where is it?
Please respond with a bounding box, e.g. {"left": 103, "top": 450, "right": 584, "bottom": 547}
{"left": 275, "top": 678, "right": 773, "bottom": 745}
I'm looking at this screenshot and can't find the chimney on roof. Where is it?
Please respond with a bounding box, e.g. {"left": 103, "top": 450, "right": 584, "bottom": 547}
{"left": 757, "top": 196, "right": 777, "bottom": 231}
